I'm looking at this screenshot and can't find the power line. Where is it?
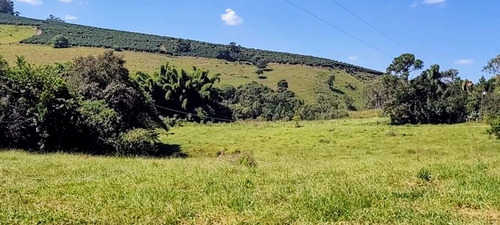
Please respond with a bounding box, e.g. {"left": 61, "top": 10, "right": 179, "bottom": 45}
{"left": 284, "top": 0, "right": 394, "bottom": 59}
{"left": 155, "top": 104, "right": 235, "bottom": 122}
{"left": 326, "top": 0, "right": 412, "bottom": 53}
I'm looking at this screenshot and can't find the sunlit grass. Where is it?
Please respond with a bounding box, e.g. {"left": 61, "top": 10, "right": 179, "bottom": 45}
{"left": 1, "top": 118, "right": 499, "bottom": 224}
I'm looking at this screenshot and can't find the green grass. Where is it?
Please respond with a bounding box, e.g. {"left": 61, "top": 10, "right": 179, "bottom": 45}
{"left": 1, "top": 118, "right": 499, "bottom": 224}
{"left": 0, "top": 25, "right": 367, "bottom": 106}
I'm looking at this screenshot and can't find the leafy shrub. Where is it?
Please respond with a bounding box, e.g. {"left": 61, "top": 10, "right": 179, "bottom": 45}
{"left": 0, "top": 57, "right": 79, "bottom": 150}
{"left": 51, "top": 35, "right": 69, "bottom": 48}
{"left": 117, "top": 129, "right": 160, "bottom": 156}
{"left": 299, "top": 95, "right": 348, "bottom": 121}
{"left": 487, "top": 115, "right": 500, "bottom": 139}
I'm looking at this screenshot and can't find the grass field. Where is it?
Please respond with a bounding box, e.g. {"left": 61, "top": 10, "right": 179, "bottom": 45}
{"left": 0, "top": 25, "right": 367, "bottom": 106}
{"left": 1, "top": 118, "right": 499, "bottom": 224}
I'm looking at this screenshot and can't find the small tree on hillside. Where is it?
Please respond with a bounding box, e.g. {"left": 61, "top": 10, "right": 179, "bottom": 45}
{"left": 51, "top": 35, "right": 70, "bottom": 48}
{"left": 327, "top": 75, "right": 336, "bottom": 91}
{"left": 47, "top": 15, "right": 65, "bottom": 23}
{"left": 277, "top": 79, "right": 289, "bottom": 92}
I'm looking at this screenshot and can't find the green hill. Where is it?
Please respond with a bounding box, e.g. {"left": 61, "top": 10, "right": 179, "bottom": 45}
{"left": 0, "top": 14, "right": 383, "bottom": 108}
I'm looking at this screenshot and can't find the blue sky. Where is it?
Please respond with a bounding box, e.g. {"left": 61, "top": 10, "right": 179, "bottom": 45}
{"left": 13, "top": 0, "right": 500, "bottom": 81}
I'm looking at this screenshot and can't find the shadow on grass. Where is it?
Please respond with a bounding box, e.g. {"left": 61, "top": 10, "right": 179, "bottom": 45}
{"left": 0, "top": 144, "right": 188, "bottom": 159}
{"left": 156, "top": 143, "right": 188, "bottom": 158}
{"left": 333, "top": 88, "right": 345, "bottom": 94}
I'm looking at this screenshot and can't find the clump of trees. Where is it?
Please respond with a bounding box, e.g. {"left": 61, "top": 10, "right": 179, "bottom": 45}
{"left": 0, "top": 0, "right": 18, "bottom": 16}
{"left": 135, "top": 64, "right": 232, "bottom": 122}
{"left": 224, "top": 81, "right": 303, "bottom": 121}
{"left": 365, "top": 53, "right": 500, "bottom": 134}
{"left": 0, "top": 52, "right": 165, "bottom": 156}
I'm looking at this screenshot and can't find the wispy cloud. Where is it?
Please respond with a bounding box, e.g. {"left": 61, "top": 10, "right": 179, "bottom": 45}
{"left": 348, "top": 55, "right": 359, "bottom": 61}
{"left": 16, "top": 0, "right": 42, "bottom": 6}
{"left": 59, "top": 0, "right": 72, "bottom": 3}
{"left": 65, "top": 15, "right": 78, "bottom": 20}
{"left": 221, "top": 9, "right": 243, "bottom": 26}
{"left": 454, "top": 59, "right": 474, "bottom": 65}
{"left": 423, "top": 0, "right": 446, "bottom": 5}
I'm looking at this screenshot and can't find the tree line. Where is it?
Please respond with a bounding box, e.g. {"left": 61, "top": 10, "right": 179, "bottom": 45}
{"left": 0, "top": 51, "right": 351, "bottom": 156}
{"left": 364, "top": 54, "right": 500, "bottom": 138}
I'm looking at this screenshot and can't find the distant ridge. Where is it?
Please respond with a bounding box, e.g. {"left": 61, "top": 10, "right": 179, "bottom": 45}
{"left": 0, "top": 13, "right": 383, "bottom": 75}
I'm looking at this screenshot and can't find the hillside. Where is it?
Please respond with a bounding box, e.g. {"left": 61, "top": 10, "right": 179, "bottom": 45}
{"left": 0, "top": 24, "right": 370, "bottom": 108}
{"left": 0, "top": 13, "right": 382, "bottom": 75}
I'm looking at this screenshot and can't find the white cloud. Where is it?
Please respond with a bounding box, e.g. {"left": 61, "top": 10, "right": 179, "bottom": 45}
{"left": 59, "top": 0, "right": 72, "bottom": 2}
{"left": 16, "top": 0, "right": 42, "bottom": 6}
{"left": 454, "top": 59, "right": 474, "bottom": 65}
{"left": 65, "top": 15, "right": 78, "bottom": 20}
{"left": 423, "top": 0, "right": 446, "bottom": 5}
{"left": 221, "top": 9, "right": 243, "bottom": 26}
{"left": 348, "top": 55, "right": 359, "bottom": 61}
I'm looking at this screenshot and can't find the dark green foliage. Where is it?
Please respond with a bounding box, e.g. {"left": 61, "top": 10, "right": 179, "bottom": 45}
{"left": 76, "top": 100, "right": 120, "bottom": 152}
{"left": 383, "top": 55, "right": 469, "bottom": 125}
{"left": 483, "top": 55, "right": 499, "bottom": 76}
{"left": 299, "top": 95, "right": 348, "bottom": 120}
{"left": 482, "top": 94, "right": 500, "bottom": 118}
{"left": 255, "top": 58, "right": 269, "bottom": 69}
{"left": 136, "top": 64, "right": 232, "bottom": 122}
{"left": 66, "top": 51, "right": 163, "bottom": 130}
{"left": 488, "top": 115, "right": 500, "bottom": 139}
{"left": 344, "top": 95, "right": 356, "bottom": 111}
{"left": 117, "top": 128, "right": 160, "bottom": 156}
{"left": 327, "top": 75, "right": 335, "bottom": 91}
{"left": 0, "top": 13, "right": 383, "bottom": 75}
{"left": 0, "top": 0, "right": 17, "bottom": 16}
{"left": 386, "top": 53, "right": 424, "bottom": 80}
{"left": 0, "top": 52, "right": 165, "bottom": 156}
{"left": 0, "top": 57, "right": 79, "bottom": 150}
{"left": 277, "top": 79, "right": 288, "bottom": 92}
{"left": 47, "top": 15, "right": 64, "bottom": 23}
{"left": 227, "top": 81, "right": 303, "bottom": 121}
{"left": 51, "top": 35, "right": 69, "bottom": 48}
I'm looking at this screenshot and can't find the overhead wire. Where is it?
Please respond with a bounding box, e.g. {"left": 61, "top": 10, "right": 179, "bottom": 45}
{"left": 283, "top": 0, "right": 394, "bottom": 59}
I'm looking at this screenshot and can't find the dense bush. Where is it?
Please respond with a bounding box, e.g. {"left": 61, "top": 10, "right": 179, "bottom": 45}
{"left": 135, "top": 64, "right": 233, "bottom": 122}
{"left": 378, "top": 54, "right": 470, "bottom": 125}
{"left": 66, "top": 51, "right": 163, "bottom": 130}
{"left": 0, "top": 13, "right": 382, "bottom": 76}
{"left": 0, "top": 52, "right": 165, "bottom": 156}
{"left": 226, "top": 81, "right": 303, "bottom": 121}
{"left": 51, "top": 34, "right": 69, "bottom": 48}
{"left": 487, "top": 115, "right": 500, "bottom": 139}
{"left": 299, "top": 95, "right": 348, "bottom": 120}
{"left": 117, "top": 129, "right": 160, "bottom": 156}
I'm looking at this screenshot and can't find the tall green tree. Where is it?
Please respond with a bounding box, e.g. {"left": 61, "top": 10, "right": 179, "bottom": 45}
{"left": 386, "top": 53, "right": 424, "bottom": 81}
{"left": 483, "top": 55, "right": 500, "bottom": 76}
{"left": 0, "top": 0, "right": 17, "bottom": 15}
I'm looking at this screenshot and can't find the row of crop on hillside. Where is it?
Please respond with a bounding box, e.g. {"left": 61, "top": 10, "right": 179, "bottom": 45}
{"left": 0, "top": 13, "right": 382, "bottom": 75}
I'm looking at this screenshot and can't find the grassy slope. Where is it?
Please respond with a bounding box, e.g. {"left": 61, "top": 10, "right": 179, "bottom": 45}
{"left": 0, "top": 25, "right": 366, "bottom": 106}
{"left": 1, "top": 118, "right": 499, "bottom": 224}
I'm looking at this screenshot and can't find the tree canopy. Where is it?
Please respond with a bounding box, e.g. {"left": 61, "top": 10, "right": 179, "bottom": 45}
{"left": 0, "top": 0, "right": 17, "bottom": 16}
